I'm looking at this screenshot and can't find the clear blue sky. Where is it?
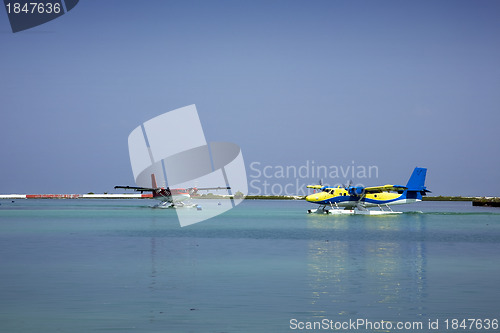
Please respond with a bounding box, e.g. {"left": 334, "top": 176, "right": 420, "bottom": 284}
{"left": 1, "top": 0, "right": 499, "bottom": 196}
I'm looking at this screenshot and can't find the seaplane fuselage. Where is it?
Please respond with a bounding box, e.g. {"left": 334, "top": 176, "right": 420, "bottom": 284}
{"left": 306, "top": 187, "right": 421, "bottom": 209}
{"left": 152, "top": 188, "right": 191, "bottom": 203}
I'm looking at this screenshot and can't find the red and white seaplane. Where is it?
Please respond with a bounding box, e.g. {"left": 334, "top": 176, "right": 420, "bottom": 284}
{"left": 115, "top": 174, "right": 230, "bottom": 208}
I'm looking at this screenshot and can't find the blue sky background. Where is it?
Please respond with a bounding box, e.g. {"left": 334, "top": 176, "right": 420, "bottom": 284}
{"left": 1, "top": 0, "right": 499, "bottom": 196}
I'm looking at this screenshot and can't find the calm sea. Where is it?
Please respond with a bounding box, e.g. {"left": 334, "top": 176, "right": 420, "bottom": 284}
{"left": 0, "top": 199, "right": 499, "bottom": 332}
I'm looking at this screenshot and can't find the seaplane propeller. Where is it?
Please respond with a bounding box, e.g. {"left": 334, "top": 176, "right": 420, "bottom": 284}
{"left": 343, "top": 180, "right": 366, "bottom": 196}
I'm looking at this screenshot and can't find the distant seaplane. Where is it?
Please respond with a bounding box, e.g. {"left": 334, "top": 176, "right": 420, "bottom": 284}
{"left": 305, "top": 167, "right": 430, "bottom": 215}
{"left": 115, "top": 174, "right": 230, "bottom": 208}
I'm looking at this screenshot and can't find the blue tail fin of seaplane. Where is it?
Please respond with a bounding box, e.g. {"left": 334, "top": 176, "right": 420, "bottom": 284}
{"left": 404, "top": 167, "right": 430, "bottom": 200}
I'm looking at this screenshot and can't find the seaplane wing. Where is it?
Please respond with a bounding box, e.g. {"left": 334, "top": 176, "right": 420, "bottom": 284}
{"left": 306, "top": 185, "right": 324, "bottom": 189}
{"left": 114, "top": 185, "right": 157, "bottom": 192}
{"left": 363, "top": 184, "right": 407, "bottom": 193}
{"left": 189, "top": 187, "right": 231, "bottom": 191}
{"left": 114, "top": 186, "right": 231, "bottom": 193}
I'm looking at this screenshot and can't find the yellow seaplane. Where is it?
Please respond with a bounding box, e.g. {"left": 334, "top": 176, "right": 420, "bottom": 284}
{"left": 306, "top": 167, "right": 430, "bottom": 215}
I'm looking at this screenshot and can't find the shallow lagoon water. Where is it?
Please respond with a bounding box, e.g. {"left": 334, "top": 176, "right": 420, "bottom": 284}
{"left": 0, "top": 199, "right": 499, "bottom": 332}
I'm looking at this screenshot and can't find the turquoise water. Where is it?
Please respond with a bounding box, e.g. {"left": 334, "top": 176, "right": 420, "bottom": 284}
{"left": 0, "top": 199, "right": 499, "bottom": 332}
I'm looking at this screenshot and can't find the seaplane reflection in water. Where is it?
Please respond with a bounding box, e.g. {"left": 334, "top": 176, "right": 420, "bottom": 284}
{"left": 115, "top": 174, "right": 230, "bottom": 208}
{"left": 305, "top": 167, "right": 430, "bottom": 215}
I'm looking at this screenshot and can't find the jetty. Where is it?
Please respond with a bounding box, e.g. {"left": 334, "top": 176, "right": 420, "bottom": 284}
{"left": 472, "top": 197, "right": 500, "bottom": 207}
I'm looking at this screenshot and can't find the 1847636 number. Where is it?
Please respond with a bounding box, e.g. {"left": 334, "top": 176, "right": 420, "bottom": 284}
{"left": 444, "top": 319, "right": 499, "bottom": 330}
{"left": 5, "top": 2, "right": 61, "bottom": 14}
